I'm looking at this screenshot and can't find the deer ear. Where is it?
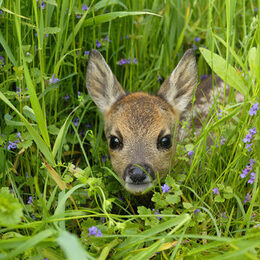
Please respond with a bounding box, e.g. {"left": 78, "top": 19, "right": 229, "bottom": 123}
{"left": 86, "top": 50, "right": 126, "bottom": 113}
{"left": 157, "top": 49, "right": 198, "bottom": 113}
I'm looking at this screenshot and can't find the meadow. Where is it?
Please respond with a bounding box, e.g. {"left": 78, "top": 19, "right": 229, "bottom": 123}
{"left": 0, "top": 0, "right": 260, "bottom": 259}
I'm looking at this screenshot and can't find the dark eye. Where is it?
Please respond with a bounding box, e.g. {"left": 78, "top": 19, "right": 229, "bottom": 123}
{"left": 109, "top": 135, "right": 123, "bottom": 150}
{"left": 157, "top": 135, "right": 172, "bottom": 150}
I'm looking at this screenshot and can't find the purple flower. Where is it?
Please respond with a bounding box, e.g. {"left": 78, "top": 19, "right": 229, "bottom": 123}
{"left": 220, "top": 136, "right": 226, "bottom": 145}
{"left": 73, "top": 117, "right": 79, "bottom": 127}
{"left": 6, "top": 140, "right": 19, "bottom": 150}
{"left": 246, "top": 143, "right": 253, "bottom": 151}
{"left": 200, "top": 74, "right": 207, "bottom": 80}
{"left": 249, "top": 127, "right": 256, "bottom": 135}
{"left": 243, "top": 133, "right": 252, "bottom": 143}
{"left": 27, "top": 196, "right": 33, "bottom": 204}
{"left": 0, "top": 56, "right": 5, "bottom": 66}
{"left": 195, "top": 37, "right": 200, "bottom": 42}
{"left": 81, "top": 4, "right": 88, "bottom": 11}
{"left": 192, "top": 44, "right": 197, "bottom": 50}
{"left": 64, "top": 94, "right": 69, "bottom": 100}
{"left": 96, "top": 40, "right": 102, "bottom": 48}
{"left": 240, "top": 167, "right": 250, "bottom": 178}
{"left": 88, "top": 226, "right": 103, "bottom": 237}
{"left": 86, "top": 123, "right": 91, "bottom": 128}
{"left": 101, "top": 155, "right": 108, "bottom": 162}
{"left": 248, "top": 172, "right": 255, "bottom": 184}
{"left": 50, "top": 74, "right": 59, "bottom": 84}
{"left": 243, "top": 193, "right": 251, "bottom": 204}
{"left": 119, "top": 59, "right": 127, "bottom": 65}
{"left": 249, "top": 102, "right": 259, "bottom": 116}
{"left": 254, "top": 7, "right": 258, "bottom": 12}
{"left": 17, "top": 132, "right": 22, "bottom": 139}
{"left": 188, "top": 150, "right": 194, "bottom": 157}
{"left": 220, "top": 212, "right": 228, "bottom": 219}
{"left": 76, "top": 15, "right": 82, "bottom": 19}
{"left": 40, "top": 1, "right": 46, "bottom": 9}
{"left": 194, "top": 209, "right": 200, "bottom": 214}
{"left": 249, "top": 159, "right": 255, "bottom": 166}
{"left": 212, "top": 187, "right": 219, "bottom": 195}
{"left": 118, "top": 57, "right": 137, "bottom": 65}
{"left": 161, "top": 184, "right": 170, "bottom": 193}
{"left": 84, "top": 51, "right": 90, "bottom": 56}
{"left": 152, "top": 209, "right": 162, "bottom": 220}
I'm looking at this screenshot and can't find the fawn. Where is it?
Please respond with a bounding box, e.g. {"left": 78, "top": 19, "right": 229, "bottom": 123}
{"left": 86, "top": 49, "right": 204, "bottom": 194}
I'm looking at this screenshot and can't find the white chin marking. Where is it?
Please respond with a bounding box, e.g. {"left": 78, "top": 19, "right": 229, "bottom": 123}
{"left": 125, "top": 182, "right": 153, "bottom": 194}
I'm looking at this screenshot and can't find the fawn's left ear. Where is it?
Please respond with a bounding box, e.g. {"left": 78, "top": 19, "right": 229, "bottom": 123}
{"left": 157, "top": 49, "right": 198, "bottom": 113}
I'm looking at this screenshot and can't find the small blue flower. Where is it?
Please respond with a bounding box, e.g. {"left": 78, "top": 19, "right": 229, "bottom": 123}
{"left": 84, "top": 50, "right": 90, "bottom": 56}
{"left": 101, "top": 155, "right": 108, "bottom": 162}
{"left": 88, "top": 226, "right": 103, "bottom": 237}
{"left": 200, "top": 74, "right": 207, "bottom": 80}
{"left": 0, "top": 56, "right": 5, "bottom": 66}
{"left": 212, "top": 187, "right": 219, "bottom": 195}
{"left": 50, "top": 74, "right": 59, "bottom": 84}
{"left": 194, "top": 209, "right": 200, "bottom": 214}
{"left": 161, "top": 184, "right": 170, "bottom": 193}
{"left": 195, "top": 37, "right": 200, "bottom": 42}
{"left": 249, "top": 102, "right": 259, "bottom": 116}
{"left": 73, "top": 117, "right": 79, "bottom": 127}
{"left": 96, "top": 40, "right": 102, "bottom": 48}
{"left": 64, "top": 94, "right": 70, "bottom": 100}
{"left": 40, "top": 1, "right": 46, "bottom": 9}
{"left": 152, "top": 209, "right": 162, "bottom": 220}
{"left": 248, "top": 172, "right": 255, "bottom": 184}
{"left": 243, "top": 193, "right": 250, "bottom": 204}
{"left": 243, "top": 133, "right": 252, "bottom": 143}
{"left": 188, "top": 150, "right": 194, "bottom": 157}
{"left": 81, "top": 4, "right": 88, "bottom": 11}
{"left": 27, "top": 196, "right": 33, "bottom": 204}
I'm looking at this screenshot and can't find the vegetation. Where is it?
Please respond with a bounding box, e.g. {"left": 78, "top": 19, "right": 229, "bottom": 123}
{"left": 0, "top": 0, "right": 260, "bottom": 259}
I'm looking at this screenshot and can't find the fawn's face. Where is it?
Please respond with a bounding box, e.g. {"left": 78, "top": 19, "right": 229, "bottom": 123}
{"left": 86, "top": 50, "right": 197, "bottom": 194}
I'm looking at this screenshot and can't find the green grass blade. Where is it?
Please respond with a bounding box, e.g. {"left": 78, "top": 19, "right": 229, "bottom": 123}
{"left": 0, "top": 90, "right": 55, "bottom": 165}
{"left": 57, "top": 231, "right": 95, "bottom": 260}
{"left": 0, "top": 31, "right": 18, "bottom": 66}
{"left": 85, "top": 11, "right": 161, "bottom": 26}
{"left": 200, "top": 47, "right": 247, "bottom": 96}
{"left": 0, "top": 229, "right": 56, "bottom": 260}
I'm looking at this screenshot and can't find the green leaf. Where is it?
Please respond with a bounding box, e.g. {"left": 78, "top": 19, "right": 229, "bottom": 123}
{"left": 23, "top": 105, "right": 37, "bottom": 122}
{"left": 166, "top": 194, "right": 181, "bottom": 205}
{"left": 183, "top": 202, "right": 193, "bottom": 209}
{"left": 199, "top": 48, "right": 247, "bottom": 96}
{"left": 4, "top": 114, "right": 25, "bottom": 126}
{"left": 0, "top": 187, "right": 23, "bottom": 226}
{"left": 84, "top": 11, "right": 161, "bottom": 27}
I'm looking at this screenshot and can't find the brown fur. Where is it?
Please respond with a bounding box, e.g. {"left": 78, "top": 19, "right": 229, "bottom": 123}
{"left": 86, "top": 49, "right": 198, "bottom": 194}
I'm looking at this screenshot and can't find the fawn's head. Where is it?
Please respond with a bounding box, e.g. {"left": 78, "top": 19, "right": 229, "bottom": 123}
{"left": 86, "top": 50, "right": 197, "bottom": 194}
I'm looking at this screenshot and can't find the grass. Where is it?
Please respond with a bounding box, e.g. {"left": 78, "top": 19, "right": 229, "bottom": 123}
{"left": 0, "top": 0, "right": 260, "bottom": 259}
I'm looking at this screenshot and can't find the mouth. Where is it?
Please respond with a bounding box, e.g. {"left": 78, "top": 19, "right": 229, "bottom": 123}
{"left": 125, "top": 181, "right": 154, "bottom": 194}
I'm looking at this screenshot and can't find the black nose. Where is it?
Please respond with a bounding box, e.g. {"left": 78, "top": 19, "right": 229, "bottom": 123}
{"left": 123, "top": 164, "right": 155, "bottom": 184}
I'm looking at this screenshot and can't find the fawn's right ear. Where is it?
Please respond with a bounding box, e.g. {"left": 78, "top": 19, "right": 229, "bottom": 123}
{"left": 86, "top": 50, "right": 126, "bottom": 113}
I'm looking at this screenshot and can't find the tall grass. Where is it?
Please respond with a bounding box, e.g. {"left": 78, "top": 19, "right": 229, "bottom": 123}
{"left": 0, "top": 0, "right": 259, "bottom": 259}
